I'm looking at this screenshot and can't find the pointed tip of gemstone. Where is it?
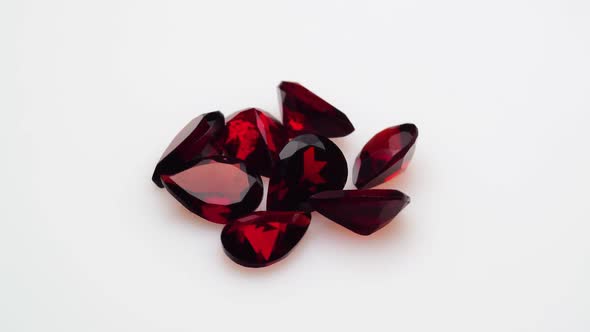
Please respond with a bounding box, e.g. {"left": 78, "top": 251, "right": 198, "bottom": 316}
{"left": 152, "top": 111, "right": 225, "bottom": 188}
{"left": 310, "top": 189, "right": 410, "bottom": 236}
{"left": 161, "top": 156, "right": 263, "bottom": 224}
{"left": 152, "top": 174, "right": 166, "bottom": 188}
{"left": 221, "top": 211, "right": 311, "bottom": 268}
{"left": 278, "top": 81, "right": 355, "bottom": 138}
{"left": 353, "top": 123, "right": 418, "bottom": 189}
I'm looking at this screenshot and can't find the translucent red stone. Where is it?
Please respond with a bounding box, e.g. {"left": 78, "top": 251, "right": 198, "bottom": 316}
{"left": 153, "top": 111, "right": 225, "bottom": 188}
{"left": 218, "top": 108, "right": 288, "bottom": 177}
{"left": 353, "top": 123, "right": 418, "bottom": 189}
{"left": 161, "top": 156, "right": 263, "bottom": 224}
{"left": 267, "top": 134, "right": 347, "bottom": 212}
{"left": 310, "top": 189, "right": 410, "bottom": 236}
{"left": 279, "top": 81, "right": 355, "bottom": 138}
{"left": 221, "top": 211, "right": 311, "bottom": 268}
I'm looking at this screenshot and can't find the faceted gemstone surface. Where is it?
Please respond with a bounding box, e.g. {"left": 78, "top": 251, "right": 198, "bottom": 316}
{"left": 267, "top": 134, "right": 348, "bottom": 212}
{"left": 161, "top": 156, "right": 263, "bottom": 224}
{"left": 219, "top": 108, "right": 288, "bottom": 177}
{"left": 353, "top": 123, "right": 418, "bottom": 189}
{"left": 152, "top": 111, "right": 225, "bottom": 188}
{"left": 221, "top": 211, "right": 310, "bottom": 268}
{"left": 310, "top": 189, "right": 410, "bottom": 236}
{"left": 279, "top": 81, "right": 355, "bottom": 138}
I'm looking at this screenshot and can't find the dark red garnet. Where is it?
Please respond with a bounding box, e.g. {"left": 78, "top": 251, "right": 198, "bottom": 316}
{"left": 279, "top": 81, "right": 355, "bottom": 138}
{"left": 221, "top": 211, "right": 311, "bottom": 268}
{"left": 310, "top": 189, "right": 410, "bottom": 236}
{"left": 218, "top": 108, "right": 288, "bottom": 177}
{"left": 161, "top": 156, "right": 263, "bottom": 224}
{"left": 152, "top": 111, "right": 225, "bottom": 188}
{"left": 353, "top": 123, "right": 418, "bottom": 189}
{"left": 267, "top": 134, "right": 347, "bottom": 212}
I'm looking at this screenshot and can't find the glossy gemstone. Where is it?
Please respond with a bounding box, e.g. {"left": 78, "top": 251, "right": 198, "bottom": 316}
{"left": 310, "top": 189, "right": 410, "bottom": 236}
{"left": 161, "top": 156, "right": 263, "bottom": 224}
{"left": 279, "top": 81, "right": 355, "bottom": 138}
{"left": 353, "top": 123, "right": 418, "bottom": 189}
{"left": 221, "top": 211, "right": 311, "bottom": 268}
{"left": 219, "top": 108, "right": 288, "bottom": 177}
{"left": 152, "top": 111, "right": 225, "bottom": 188}
{"left": 267, "top": 134, "right": 347, "bottom": 212}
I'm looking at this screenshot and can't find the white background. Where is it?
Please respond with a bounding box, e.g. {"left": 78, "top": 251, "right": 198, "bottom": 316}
{"left": 2, "top": 0, "right": 590, "bottom": 331}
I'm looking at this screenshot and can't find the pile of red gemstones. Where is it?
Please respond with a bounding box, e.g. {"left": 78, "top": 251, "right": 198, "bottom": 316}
{"left": 153, "top": 81, "right": 419, "bottom": 268}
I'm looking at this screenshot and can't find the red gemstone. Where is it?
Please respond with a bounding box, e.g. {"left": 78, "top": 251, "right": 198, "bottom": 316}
{"left": 221, "top": 211, "right": 310, "bottom": 268}
{"left": 353, "top": 124, "right": 418, "bottom": 189}
{"left": 161, "top": 156, "right": 263, "bottom": 224}
{"left": 219, "top": 108, "right": 288, "bottom": 177}
{"left": 310, "top": 189, "right": 410, "bottom": 235}
{"left": 153, "top": 111, "right": 225, "bottom": 188}
{"left": 279, "top": 81, "right": 355, "bottom": 138}
{"left": 267, "top": 134, "right": 347, "bottom": 212}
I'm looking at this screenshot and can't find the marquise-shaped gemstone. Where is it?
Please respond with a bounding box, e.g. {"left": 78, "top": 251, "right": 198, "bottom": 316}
{"left": 218, "top": 108, "right": 288, "bottom": 177}
{"left": 161, "top": 156, "right": 263, "bottom": 224}
{"left": 152, "top": 111, "right": 225, "bottom": 188}
{"left": 279, "top": 81, "right": 355, "bottom": 138}
{"left": 353, "top": 123, "right": 418, "bottom": 189}
{"left": 267, "top": 134, "right": 348, "bottom": 212}
{"left": 221, "top": 211, "right": 311, "bottom": 268}
{"left": 310, "top": 189, "right": 410, "bottom": 235}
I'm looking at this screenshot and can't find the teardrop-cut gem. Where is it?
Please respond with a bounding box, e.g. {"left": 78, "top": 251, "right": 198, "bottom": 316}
{"left": 161, "top": 156, "right": 263, "bottom": 224}
{"left": 353, "top": 124, "right": 418, "bottom": 189}
{"left": 279, "top": 81, "right": 355, "bottom": 138}
{"left": 152, "top": 111, "right": 225, "bottom": 188}
{"left": 218, "top": 108, "right": 288, "bottom": 177}
{"left": 267, "top": 134, "right": 347, "bottom": 212}
{"left": 310, "top": 189, "right": 410, "bottom": 236}
{"left": 221, "top": 211, "right": 311, "bottom": 268}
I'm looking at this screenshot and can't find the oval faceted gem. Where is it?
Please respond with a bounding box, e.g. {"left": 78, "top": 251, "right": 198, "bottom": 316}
{"left": 219, "top": 108, "right": 288, "bottom": 177}
{"left": 267, "top": 134, "right": 348, "bottom": 212}
{"left": 152, "top": 111, "right": 225, "bottom": 188}
{"left": 310, "top": 189, "right": 410, "bottom": 236}
{"left": 221, "top": 211, "right": 311, "bottom": 268}
{"left": 161, "top": 156, "right": 263, "bottom": 224}
{"left": 279, "top": 81, "right": 355, "bottom": 138}
{"left": 353, "top": 123, "right": 418, "bottom": 189}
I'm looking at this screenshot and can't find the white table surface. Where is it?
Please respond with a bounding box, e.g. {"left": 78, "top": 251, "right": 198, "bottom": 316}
{"left": 2, "top": 0, "right": 589, "bottom": 331}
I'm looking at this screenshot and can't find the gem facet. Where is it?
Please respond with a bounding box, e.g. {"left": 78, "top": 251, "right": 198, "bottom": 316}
{"left": 161, "top": 156, "right": 263, "bottom": 224}
{"left": 310, "top": 189, "right": 410, "bottom": 235}
{"left": 218, "top": 108, "right": 288, "bottom": 177}
{"left": 267, "top": 134, "right": 348, "bottom": 212}
{"left": 353, "top": 123, "right": 418, "bottom": 189}
{"left": 221, "top": 211, "right": 310, "bottom": 268}
{"left": 279, "top": 81, "right": 355, "bottom": 138}
{"left": 152, "top": 111, "right": 225, "bottom": 188}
